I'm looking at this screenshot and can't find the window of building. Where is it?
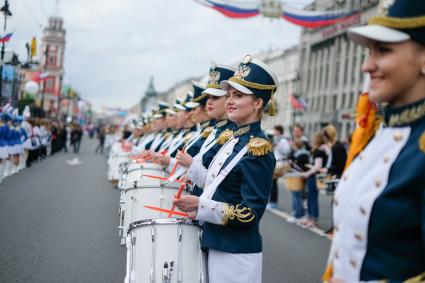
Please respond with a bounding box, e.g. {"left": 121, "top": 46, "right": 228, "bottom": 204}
{"left": 46, "top": 78, "right": 54, "bottom": 90}
{"left": 351, "top": 45, "right": 358, "bottom": 84}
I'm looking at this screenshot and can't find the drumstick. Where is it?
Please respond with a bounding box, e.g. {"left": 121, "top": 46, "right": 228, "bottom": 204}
{"left": 169, "top": 154, "right": 180, "bottom": 176}
{"left": 168, "top": 183, "right": 186, "bottom": 218}
{"left": 143, "top": 174, "right": 169, "bottom": 181}
{"left": 144, "top": 205, "right": 189, "bottom": 217}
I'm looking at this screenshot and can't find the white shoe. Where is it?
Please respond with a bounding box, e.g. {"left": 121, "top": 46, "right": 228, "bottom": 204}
{"left": 287, "top": 216, "right": 297, "bottom": 223}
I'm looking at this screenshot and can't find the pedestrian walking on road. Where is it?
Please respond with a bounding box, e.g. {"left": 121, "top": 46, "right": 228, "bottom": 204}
{"left": 71, "top": 124, "right": 83, "bottom": 154}
{"left": 95, "top": 127, "right": 106, "bottom": 154}
{"left": 324, "top": 0, "right": 425, "bottom": 282}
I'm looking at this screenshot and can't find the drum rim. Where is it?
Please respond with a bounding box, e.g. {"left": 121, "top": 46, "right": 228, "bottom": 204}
{"left": 128, "top": 218, "right": 199, "bottom": 233}
{"left": 124, "top": 181, "right": 182, "bottom": 192}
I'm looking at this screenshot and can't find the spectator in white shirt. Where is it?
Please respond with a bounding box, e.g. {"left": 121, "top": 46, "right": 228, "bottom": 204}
{"left": 269, "top": 125, "right": 291, "bottom": 208}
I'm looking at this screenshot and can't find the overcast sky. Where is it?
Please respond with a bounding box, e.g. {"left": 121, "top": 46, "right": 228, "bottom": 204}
{"left": 6, "top": 0, "right": 312, "bottom": 110}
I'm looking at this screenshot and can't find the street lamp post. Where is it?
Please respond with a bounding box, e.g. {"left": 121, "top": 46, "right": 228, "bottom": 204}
{"left": 41, "top": 45, "right": 49, "bottom": 115}
{"left": 0, "top": 0, "right": 12, "bottom": 106}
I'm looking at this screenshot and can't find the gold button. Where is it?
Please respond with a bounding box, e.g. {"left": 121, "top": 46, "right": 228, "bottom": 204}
{"left": 383, "top": 156, "right": 390, "bottom": 163}
{"left": 393, "top": 132, "right": 403, "bottom": 142}
{"left": 359, "top": 206, "right": 367, "bottom": 215}
{"left": 354, "top": 233, "right": 363, "bottom": 241}
{"left": 350, "top": 259, "right": 357, "bottom": 268}
{"left": 375, "top": 178, "right": 382, "bottom": 188}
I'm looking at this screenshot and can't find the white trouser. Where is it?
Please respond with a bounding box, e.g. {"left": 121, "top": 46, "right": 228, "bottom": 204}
{"left": 208, "top": 249, "right": 262, "bottom": 283}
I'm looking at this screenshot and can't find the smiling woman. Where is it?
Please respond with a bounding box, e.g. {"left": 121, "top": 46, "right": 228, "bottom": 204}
{"left": 173, "top": 55, "right": 278, "bottom": 283}
{"left": 324, "top": 0, "right": 425, "bottom": 282}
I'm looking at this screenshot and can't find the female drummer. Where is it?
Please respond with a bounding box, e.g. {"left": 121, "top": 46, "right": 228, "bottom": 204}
{"left": 324, "top": 0, "right": 425, "bottom": 282}
{"left": 175, "top": 63, "right": 236, "bottom": 168}
{"left": 174, "top": 55, "right": 277, "bottom": 283}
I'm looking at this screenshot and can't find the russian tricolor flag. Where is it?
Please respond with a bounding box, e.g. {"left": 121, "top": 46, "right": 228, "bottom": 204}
{"left": 0, "top": 33, "right": 13, "bottom": 43}
{"left": 202, "top": 0, "right": 260, "bottom": 19}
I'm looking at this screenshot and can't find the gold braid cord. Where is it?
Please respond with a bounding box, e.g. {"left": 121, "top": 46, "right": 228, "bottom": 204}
{"left": 222, "top": 203, "right": 255, "bottom": 225}
{"left": 192, "top": 93, "right": 208, "bottom": 103}
{"left": 207, "top": 83, "right": 221, "bottom": 89}
{"left": 369, "top": 15, "right": 425, "bottom": 29}
{"left": 229, "top": 77, "right": 276, "bottom": 91}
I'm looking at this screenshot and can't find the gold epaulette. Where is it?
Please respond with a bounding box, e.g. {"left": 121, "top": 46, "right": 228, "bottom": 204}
{"left": 217, "top": 129, "right": 233, "bottom": 145}
{"left": 201, "top": 126, "right": 214, "bottom": 138}
{"left": 419, "top": 131, "right": 425, "bottom": 154}
{"left": 163, "top": 132, "right": 171, "bottom": 140}
{"left": 248, "top": 137, "right": 273, "bottom": 156}
{"left": 184, "top": 132, "right": 193, "bottom": 143}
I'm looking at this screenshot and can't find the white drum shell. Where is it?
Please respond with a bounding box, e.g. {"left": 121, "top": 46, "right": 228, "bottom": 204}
{"left": 126, "top": 219, "right": 205, "bottom": 283}
{"left": 119, "top": 182, "right": 187, "bottom": 241}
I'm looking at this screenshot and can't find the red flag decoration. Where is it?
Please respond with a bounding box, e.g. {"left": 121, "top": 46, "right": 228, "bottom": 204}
{"left": 0, "top": 33, "right": 13, "bottom": 43}
{"left": 32, "top": 71, "right": 51, "bottom": 82}
{"left": 290, "top": 95, "right": 305, "bottom": 110}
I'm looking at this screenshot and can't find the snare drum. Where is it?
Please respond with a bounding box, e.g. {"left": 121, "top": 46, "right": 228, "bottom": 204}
{"left": 283, "top": 172, "right": 306, "bottom": 191}
{"left": 125, "top": 218, "right": 206, "bottom": 283}
{"left": 120, "top": 163, "right": 169, "bottom": 190}
{"left": 119, "top": 181, "right": 187, "bottom": 242}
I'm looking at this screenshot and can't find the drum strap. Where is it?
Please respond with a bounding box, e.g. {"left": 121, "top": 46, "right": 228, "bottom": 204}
{"left": 200, "top": 129, "right": 217, "bottom": 152}
{"left": 202, "top": 145, "right": 248, "bottom": 200}
{"left": 184, "top": 129, "right": 202, "bottom": 153}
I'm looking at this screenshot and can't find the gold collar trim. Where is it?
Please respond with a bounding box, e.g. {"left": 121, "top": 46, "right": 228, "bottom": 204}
{"left": 387, "top": 100, "right": 425, "bottom": 127}
{"left": 234, "top": 125, "right": 250, "bottom": 137}
{"left": 216, "top": 119, "right": 228, "bottom": 128}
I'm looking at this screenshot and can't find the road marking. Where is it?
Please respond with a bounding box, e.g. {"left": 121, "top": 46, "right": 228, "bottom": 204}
{"left": 66, "top": 157, "right": 83, "bottom": 166}
{"left": 266, "top": 207, "right": 330, "bottom": 240}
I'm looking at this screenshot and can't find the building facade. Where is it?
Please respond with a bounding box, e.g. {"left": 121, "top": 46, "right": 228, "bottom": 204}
{"left": 259, "top": 47, "right": 299, "bottom": 134}
{"left": 298, "top": 0, "right": 379, "bottom": 140}
{"left": 40, "top": 15, "right": 66, "bottom": 115}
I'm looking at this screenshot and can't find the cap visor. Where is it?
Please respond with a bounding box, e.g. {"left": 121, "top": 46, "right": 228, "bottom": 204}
{"left": 185, "top": 101, "right": 200, "bottom": 109}
{"left": 174, "top": 104, "right": 186, "bottom": 111}
{"left": 202, "top": 88, "right": 227, "bottom": 97}
{"left": 348, "top": 25, "right": 410, "bottom": 47}
{"left": 165, "top": 109, "right": 177, "bottom": 115}
{"left": 220, "top": 80, "right": 253, "bottom": 95}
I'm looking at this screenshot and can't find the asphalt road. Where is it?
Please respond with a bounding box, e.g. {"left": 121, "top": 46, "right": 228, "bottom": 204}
{"left": 0, "top": 139, "right": 125, "bottom": 283}
{"left": 0, "top": 139, "right": 330, "bottom": 283}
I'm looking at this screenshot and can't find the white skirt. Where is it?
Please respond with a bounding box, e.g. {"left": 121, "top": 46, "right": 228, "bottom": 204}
{"left": 6, "top": 145, "right": 17, "bottom": 155}
{"left": 0, "top": 146, "right": 8, "bottom": 159}
{"left": 208, "top": 249, "right": 262, "bottom": 283}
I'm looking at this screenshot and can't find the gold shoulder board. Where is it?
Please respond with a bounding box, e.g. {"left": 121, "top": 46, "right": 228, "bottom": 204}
{"left": 201, "top": 126, "right": 214, "bottom": 138}
{"left": 248, "top": 137, "right": 273, "bottom": 156}
{"left": 217, "top": 129, "right": 233, "bottom": 145}
{"left": 419, "top": 131, "right": 425, "bottom": 153}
